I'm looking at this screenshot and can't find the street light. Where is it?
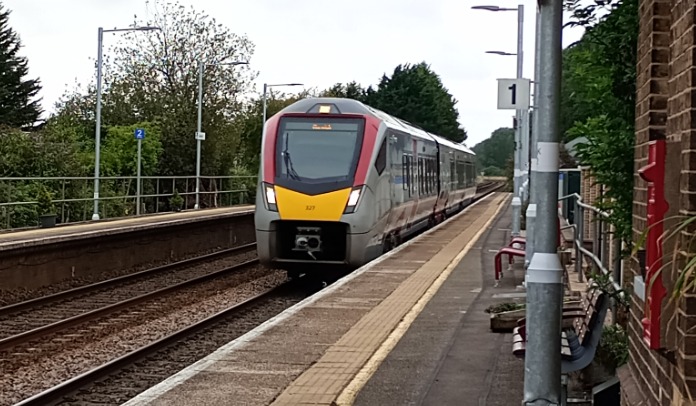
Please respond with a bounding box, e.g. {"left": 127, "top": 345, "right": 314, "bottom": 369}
{"left": 194, "top": 59, "right": 249, "bottom": 210}
{"left": 261, "top": 82, "right": 304, "bottom": 141}
{"left": 485, "top": 50, "right": 517, "bottom": 56}
{"left": 472, "top": 3, "right": 525, "bottom": 237}
{"left": 92, "top": 25, "right": 160, "bottom": 221}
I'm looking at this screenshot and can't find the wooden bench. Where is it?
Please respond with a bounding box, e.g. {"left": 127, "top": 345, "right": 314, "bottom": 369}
{"left": 511, "top": 281, "right": 609, "bottom": 374}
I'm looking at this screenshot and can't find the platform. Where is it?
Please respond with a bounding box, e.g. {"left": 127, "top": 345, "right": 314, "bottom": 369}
{"left": 122, "top": 191, "right": 528, "bottom": 406}
{"left": 0, "top": 205, "right": 254, "bottom": 251}
{"left": 0, "top": 205, "right": 256, "bottom": 291}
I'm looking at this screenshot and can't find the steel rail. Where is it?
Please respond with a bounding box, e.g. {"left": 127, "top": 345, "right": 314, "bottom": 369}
{"left": 14, "top": 280, "right": 296, "bottom": 406}
{"left": 0, "top": 242, "right": 256, "bottom": 317}
{"left": 0, "top": 257, "right": 259, "bottom": 351}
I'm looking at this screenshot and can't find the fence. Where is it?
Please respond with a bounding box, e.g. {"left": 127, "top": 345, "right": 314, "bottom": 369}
{"left": 0, "top": 175, "right": 257, "bottom": 230}
{"left": 559, "top": 193, "right": 623, "bottom": 293}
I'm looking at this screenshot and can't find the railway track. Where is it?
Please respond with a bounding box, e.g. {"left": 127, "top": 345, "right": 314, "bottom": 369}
{"left": 2, "top": 184, "right": 506, "bottom": 405}
{"left": 0, "top": 243, "right": 257, "bottom": 351}
{"left": 14, "top": 279, "right": 317, "bottom": 406}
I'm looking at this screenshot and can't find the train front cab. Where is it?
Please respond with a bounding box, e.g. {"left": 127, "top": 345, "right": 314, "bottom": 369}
{"left": 254, "top": 111, "right": 386, "bottom": 272}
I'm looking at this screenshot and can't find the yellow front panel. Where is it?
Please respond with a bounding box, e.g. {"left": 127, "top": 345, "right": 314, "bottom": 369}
{"left": 275, "top": 186, "right": 351, "bottom": 221}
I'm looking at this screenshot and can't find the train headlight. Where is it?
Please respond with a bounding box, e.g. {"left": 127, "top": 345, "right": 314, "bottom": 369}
{"left": 263, "top": 183, "right": 278, "bottom": 211}
{"left": 344, "top": 185, "right": 364, "bottom": 214}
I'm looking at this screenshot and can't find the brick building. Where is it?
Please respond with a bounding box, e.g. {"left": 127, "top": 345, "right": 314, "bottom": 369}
{"left": 619, "top": 0, "right": 696, "bottom": 404}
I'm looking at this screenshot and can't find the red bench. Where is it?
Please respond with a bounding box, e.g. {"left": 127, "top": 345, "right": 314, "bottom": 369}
{"left": 494, "top": 217, "right": 563, "bottom": 281}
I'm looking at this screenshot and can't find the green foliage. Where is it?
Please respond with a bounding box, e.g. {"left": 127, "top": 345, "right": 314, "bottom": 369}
{"left": 324, "top": 63, "right": 468, "bottom": 143}
{"left": 320, "top": 81, "right": 368, "bottom": 101}
{"left": 570, "top": 116, "right": 634, "bottom": 246}
{"left": 363, "top": 62, "right": 467, "bottom": 142}
{"left": 596, "top": 324, "right": 629, "bottom": 371}
{"left": 232, "top": 89, "right": 314, "bottom": 173}
{"left": 53, "top": 0, "right": 257, "bottom": 178}
{"left": 482, "top": 166, "right": 504, "bottom": 177}
{"left": 632, "top": 214, "right": 696, "bottom": 301}
{"left": 0, "top": 3, "right": 42, "bottom": 128}
{"left": 484, "top": 302, "right": 525, "bottom": 314}
{"left": 35, "top": 185, "right": 54, "bottom": 215}
{"left": 101, "top": 123, "right": 163, "bottom": 177}
{"left": 472, "top": 127, "right": 514, "bottom": 174}
{"left": 561, "top": 0, "right": 638, "bottom": 253}
{"left": 169, "top": 189, "right": 183, "bottom": 211}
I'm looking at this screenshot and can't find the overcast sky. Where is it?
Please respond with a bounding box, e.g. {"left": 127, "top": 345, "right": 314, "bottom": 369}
{"left": 3, "top": 0, "right": 585, "bottom": 147}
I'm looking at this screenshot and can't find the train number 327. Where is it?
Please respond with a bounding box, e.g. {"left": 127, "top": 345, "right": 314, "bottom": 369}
{"left": 305, "top": 205, "right": 315, "bottom": 211}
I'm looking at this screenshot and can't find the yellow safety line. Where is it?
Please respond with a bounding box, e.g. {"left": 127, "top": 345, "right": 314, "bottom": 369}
{"left": 334, "top": 193, "right": 509, "bottom": 405}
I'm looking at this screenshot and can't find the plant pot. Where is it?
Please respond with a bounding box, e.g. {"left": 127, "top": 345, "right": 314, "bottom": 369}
{"left": 39, "top": 214, "right": 57, "bottom": 228}
{"left": 173, "top": 207, "right": 182, "bottom": 212}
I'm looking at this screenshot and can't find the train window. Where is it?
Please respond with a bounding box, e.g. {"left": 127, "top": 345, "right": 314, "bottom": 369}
{"left": 275, "top": 117, "right": 363, "bottom": 184}
{"left": 427, "top": 158, "right": 433, "bottom": 195}
{"left": 375, "top": 139, "right": 387, "bottom": 175}
{"left": 402, "top": 154, "right": 410, "bottom": 192}
{"left": 419, "top": 158, "right": 424, "bottom": 194}
{"left": 431, "top": 158, "right": 436, "bottom": 195}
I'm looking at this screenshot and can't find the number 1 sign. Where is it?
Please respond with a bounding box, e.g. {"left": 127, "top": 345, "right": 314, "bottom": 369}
{"left": 497, "top": 78, "right": 531, "bottom": 110}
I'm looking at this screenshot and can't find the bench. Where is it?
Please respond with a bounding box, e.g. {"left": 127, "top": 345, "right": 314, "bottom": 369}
{"left": 511, "top": 282, "right": 609, "bottom": 374}
{"left": 494, "top": 217, "right": 563, "bottom": 281}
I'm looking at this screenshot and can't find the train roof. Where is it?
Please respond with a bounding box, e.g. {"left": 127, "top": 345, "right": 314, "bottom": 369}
{"left": 277, "top": 97, "right": 474, "bottom": 155}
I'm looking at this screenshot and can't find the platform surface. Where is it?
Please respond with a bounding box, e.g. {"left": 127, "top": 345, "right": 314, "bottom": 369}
{"left": 122, "top": 192, "right": 529, "bottom": 406}
{"left": 353, "top": 199, "right": 526, "bottom": 406}
{"left": 0, "top": 205, "right": 254, "bottom": 250}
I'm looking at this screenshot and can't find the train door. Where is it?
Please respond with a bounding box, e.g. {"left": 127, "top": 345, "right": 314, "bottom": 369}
{"left": 388, "top": 130, "right": 404, "bottom": 207}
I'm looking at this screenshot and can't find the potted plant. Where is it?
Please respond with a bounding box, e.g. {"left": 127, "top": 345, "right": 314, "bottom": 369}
{"left": 36, "top": 185, "right": 57, "bottom": 228}
{"left": 170, "top": 189, "right": 184, "bottom": 212}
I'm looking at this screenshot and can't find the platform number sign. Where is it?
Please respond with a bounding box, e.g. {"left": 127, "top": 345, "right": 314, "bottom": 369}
{"left": 497, "top": 78, "right": 531, "bottom": 110}
{"left": 134, "top": 128, "right": 145, "bottom": 140}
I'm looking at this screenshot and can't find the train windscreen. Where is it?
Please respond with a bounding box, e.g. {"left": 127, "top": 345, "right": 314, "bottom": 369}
{"left": 275, "top": 116, "right": 364, "bottom": 184}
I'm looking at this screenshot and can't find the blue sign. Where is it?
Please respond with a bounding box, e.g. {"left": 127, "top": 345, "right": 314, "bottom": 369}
{"left": 135, "top": 128, "right": 145, "bottom": 140}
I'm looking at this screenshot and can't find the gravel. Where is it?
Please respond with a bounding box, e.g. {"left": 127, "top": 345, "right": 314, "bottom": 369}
{"left": 0, "top": 264, "right": 289, "bottom": 406}
{"left": 0, "top": 245, "right": 243, "bottom": 307}
{"left": 0, "top": 248, "right": 257, "bottom": 340}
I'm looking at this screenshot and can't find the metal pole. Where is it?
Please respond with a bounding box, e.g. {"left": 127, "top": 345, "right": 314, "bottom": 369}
{"left": 194, "top": 60, "right": 203, "bottom": 210}
{"left": 511, "top": 4, "right": 524, "bottom": 237}
{"left": 136, "top": 138, "right": 142, "bottom": 215}
{"left": 92, "top": 27, "right": 104, "bottom": 221}
{"left": 575, "top": 202, "right": 585, "bottom": 283}
{"left": 523, "top": 0, "right": 564, "bottom": 404}
{"left": 262, "top": 83, "right": 268, "bottom": 139}
{"left": 526, "top": 8, "right": 542, "bottom": 268}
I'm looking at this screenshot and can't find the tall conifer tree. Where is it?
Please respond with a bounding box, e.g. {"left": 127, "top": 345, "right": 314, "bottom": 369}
{"left": 0, "top": 3, "right": 42, "bottom": 128}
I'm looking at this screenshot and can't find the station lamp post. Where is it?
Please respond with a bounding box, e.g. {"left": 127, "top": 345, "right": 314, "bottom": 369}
{"left": 194, "top": 60, "right": 249, "bottom": 210}
{"left": 261, "top": 83, "right": 304, "bottom": 140}
{"left": 92, "top": 25, "right": 161, "bottom": 221}
{"left": 472, "top": 4, "right": 526, "bottom": 237}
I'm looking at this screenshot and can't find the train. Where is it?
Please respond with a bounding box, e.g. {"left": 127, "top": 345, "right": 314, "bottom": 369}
{"left": 254, "top": 97, "right": 477, "bottom": 276}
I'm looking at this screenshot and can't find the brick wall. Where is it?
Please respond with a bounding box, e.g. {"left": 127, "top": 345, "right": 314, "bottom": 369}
{"left": 622, "top": 0, "right": 696, "bottom": 404}
{"left": 581, "top": 166, "right": 602, "bottom": 240}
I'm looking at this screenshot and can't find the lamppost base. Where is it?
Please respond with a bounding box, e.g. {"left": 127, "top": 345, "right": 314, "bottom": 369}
{"left": 194, "top": 204, "right": 200, "bottom": 210}
{"left": 92, "top": 213, "right": 100, "bottom": 221}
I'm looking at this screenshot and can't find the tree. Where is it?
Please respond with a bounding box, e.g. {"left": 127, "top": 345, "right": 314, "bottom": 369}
{"left": 0, "top": 3, "right": 42, "bottom": 128}
{"left": 472, "top": 127, "right": 514, "bottom": 172}
{"left": 53, "top": 0, "right": 257, "bottom": 177}
{"left": 320, "top": 81, "right": 368, "bottom": 101}
{"left": 363, "top": 62, "right": 468, "bottom": 142}
{"left": 233, "top": 89, "right": 315, "bottom": 172}
{"left": 561, "top": 0, "right": 638, "bottom": 247}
